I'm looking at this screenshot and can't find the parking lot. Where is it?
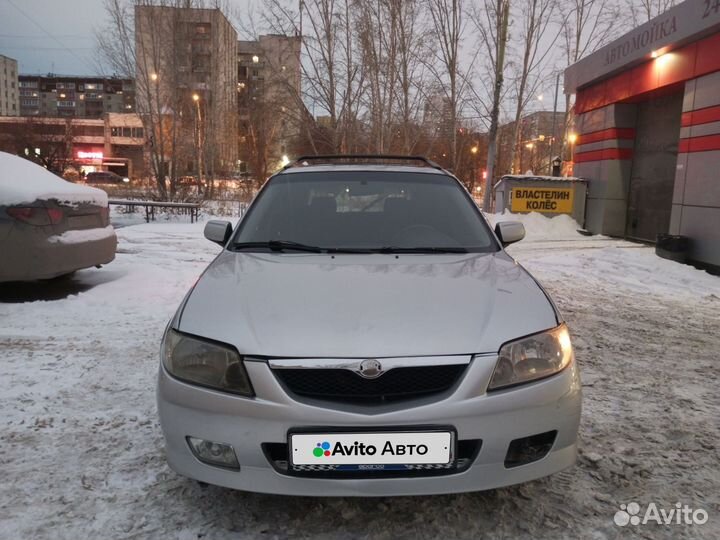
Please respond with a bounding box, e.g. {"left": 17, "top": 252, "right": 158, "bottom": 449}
{"left": 1, "top": 217, "right": 718, "bottom": 539}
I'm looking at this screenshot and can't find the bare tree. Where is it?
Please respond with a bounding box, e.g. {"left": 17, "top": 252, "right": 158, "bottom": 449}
{"left": 0, "top": 117, "right": 74, "bottom": 175}
{"left": 357, "top": 0, "right": 399, "bottom": 153}
{"left": 258, "top": 0, "right": 365, "bottom": 154}
{"left": 392, "top": 0, "right": 429, "bottom": 154}
{"left": 507, "top": 0, "right": 557, "bottom": 174}
{"left": 472, "top": 0, "right": 511, "bottom": 211}
{"left": 98, "top": 0, "right": 167, "bottom": 197}
{"left": 626, "top": 0, "right": 677, "bottom": 25}
{"left": 426, "top": 0, "right": 466, "bottom": 171}
{"left": 96, "top": 0, "right": 228, "bottom": 198}
{"left": 557, "top": 0, "right": 621, "bottom": 162}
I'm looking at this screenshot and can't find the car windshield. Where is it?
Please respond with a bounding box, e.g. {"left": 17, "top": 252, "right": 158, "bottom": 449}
{"left": 231, "top": 170, "right": 498, "bottom": 253}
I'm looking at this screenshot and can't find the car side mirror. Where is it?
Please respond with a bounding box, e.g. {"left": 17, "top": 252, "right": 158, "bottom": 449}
{"left": 204, "top": 220, "right": 233, "bottom": 246}
{"left": 495, "top": 221, "right": 526, "bottom": 247}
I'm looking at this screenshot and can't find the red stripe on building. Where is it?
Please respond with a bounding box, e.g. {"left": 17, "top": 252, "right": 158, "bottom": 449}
{"left": 575, "top": 32, "right": 720, "bottom": 114}
{"left": 574, "top": 147, "right": 634, "bottom": 163}
{"left": 678, "top": 134, "right": 720, "bottom": 153}
{"left": 681, "top": 105, "right": 720, "bottom": 127}
{"left": 578, "top": 128, "right": 635, "bottom": 145}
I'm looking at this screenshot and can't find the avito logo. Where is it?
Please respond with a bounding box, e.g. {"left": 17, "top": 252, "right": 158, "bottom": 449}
{"left": 313, "top": 441, "right": 332, "bottom": 457}
{"left": 313, "top": 440, "right": 429, "bottom": 457}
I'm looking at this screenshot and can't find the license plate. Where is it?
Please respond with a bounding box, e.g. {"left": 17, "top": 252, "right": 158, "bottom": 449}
{"left": 289, "top": 431, "right": 453, "bottom": 466}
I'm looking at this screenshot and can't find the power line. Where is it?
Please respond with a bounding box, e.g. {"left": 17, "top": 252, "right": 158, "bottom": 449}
{"left": 0, "top": 46, "right": 94, "bottom": 51}
{"left": 4, "top": 0, "right": 96, "bottom": 73}
{"left": 0, "top": 34, "right": 91, "bottom": 39}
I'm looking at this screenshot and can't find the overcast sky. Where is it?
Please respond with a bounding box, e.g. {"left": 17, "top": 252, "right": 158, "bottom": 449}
{"left": 0, "top": 0, "right": 563, "bottom": 120}
{"left": 0, "top": 0, "right": 257, "bottom": 75}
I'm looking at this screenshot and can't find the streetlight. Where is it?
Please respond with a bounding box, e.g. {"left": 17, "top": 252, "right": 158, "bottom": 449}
{"left": 567, "top": 133, "right": 578, "bottom": 164}
{"left": 192, "top": 94, "right": 203, "bottom": 189}
{"left": 150, "top": 73, "right": 158, "bottom": 82}
{"left": 469, "top": 145, "right": 479, "bottom": 193}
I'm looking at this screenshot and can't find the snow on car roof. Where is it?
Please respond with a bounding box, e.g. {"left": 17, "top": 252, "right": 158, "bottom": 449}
{"left": 0, "top": 151, "right": 108, "bottom": 207}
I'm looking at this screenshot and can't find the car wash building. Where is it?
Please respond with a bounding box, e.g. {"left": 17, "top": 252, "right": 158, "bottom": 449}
{"left": 564, "top": 0, "right": 720, "bottom": 270}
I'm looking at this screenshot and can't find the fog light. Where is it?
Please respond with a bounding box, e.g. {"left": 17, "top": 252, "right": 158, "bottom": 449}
{"left": 187, "top": 436, "right": 239, "bottom": 469}
{"left": 504, "top": 430, "right": 557, "bottom": 468}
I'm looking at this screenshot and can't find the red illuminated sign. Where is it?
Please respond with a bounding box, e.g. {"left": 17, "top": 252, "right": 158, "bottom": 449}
{"left": 77, "top": 151, "right": 103, "bottom": 160}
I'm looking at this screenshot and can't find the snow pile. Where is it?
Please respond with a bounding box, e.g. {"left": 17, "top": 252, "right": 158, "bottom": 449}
{"left": 488, "top": 210, "right": 585, "bottom": 241}
{"left": 0, "top": 151, "right": 107, "bottom": 207}
{"left": 47, "top": 225, "right": 116, "bottom": 245}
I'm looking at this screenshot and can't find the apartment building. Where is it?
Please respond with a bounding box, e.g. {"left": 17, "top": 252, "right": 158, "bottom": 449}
{"left": 237, "top": 34, "right": 302, "bottom": 172}
{"left": 0, "top": 54, "right": 19, "bottom": 116}
{"left": 17, "top": 75, "right": 135, "bottom": 118}
{"left": 134, "top": 5, "right": 238, "bottom": 175}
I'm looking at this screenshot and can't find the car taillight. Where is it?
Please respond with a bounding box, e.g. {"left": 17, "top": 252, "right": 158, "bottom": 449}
{"left": 47, "top": 208, "right": 64, "bottom": 224}
{"left": 7, "top": 206, "right": 63, "bottom": 226}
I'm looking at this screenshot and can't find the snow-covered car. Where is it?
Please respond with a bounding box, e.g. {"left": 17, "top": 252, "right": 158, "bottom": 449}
{"left": 0, "top": 152, "right": 117, "bottom": 282}
{"left": 158, "top": 156, "right": 581, "bottom": 496}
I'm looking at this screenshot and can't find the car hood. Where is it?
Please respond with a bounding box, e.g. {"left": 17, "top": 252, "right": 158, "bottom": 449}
{"left": 177, "top": 251, "right": 559, "bottom": 358}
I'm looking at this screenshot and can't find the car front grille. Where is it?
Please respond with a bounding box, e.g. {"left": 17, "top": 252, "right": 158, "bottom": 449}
{"left": 271, "top": 364, "right": 468, "bottom": 404}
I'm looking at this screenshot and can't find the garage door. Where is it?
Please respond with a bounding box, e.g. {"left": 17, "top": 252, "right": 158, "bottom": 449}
{"left": 625, "top": 92, "right": 684, "bottom": 242}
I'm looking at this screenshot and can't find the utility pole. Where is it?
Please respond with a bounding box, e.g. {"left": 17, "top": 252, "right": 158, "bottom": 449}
{"left": 482, "top": 0, "right": 510, "bottom": 212}
{"left": 549, "top": 70, "right": 560, "bottom": 174}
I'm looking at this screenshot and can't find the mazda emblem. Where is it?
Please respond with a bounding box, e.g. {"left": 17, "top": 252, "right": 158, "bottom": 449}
{"left": 357, "top": 359, "right": 383, "bottom": 379}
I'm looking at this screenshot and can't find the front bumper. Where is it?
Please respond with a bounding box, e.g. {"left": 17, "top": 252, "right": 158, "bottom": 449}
{"left": 157, "top": 355, "right": 581, "bottom": 496}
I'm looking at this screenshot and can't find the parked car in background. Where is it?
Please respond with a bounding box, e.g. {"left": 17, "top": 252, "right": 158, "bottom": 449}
{"left": 0, "top": 152, "right": 117, "bottom": 282}
{"left": 85, "top": 171, "right": 129, "bottom": 184}
{"left": 157, "top": 155, "right": 581, "bottom": 496}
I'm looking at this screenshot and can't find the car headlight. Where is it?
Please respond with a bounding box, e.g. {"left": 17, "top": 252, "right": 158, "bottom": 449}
{"left": 162, "top": 329, "right": 254, "bottom": 396}
{"left": 487, "top": 324, "right": 573, "bottom": 391}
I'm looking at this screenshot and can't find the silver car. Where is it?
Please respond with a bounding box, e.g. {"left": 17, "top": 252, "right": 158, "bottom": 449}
{"left": 158, "top": 156, "right": 581, "bottom": 496}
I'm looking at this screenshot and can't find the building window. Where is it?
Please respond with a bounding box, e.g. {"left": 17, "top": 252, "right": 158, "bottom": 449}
{"left": 57, "top": 82, "right": 76, "bottom": 90}
{"left": 195, "top": 23, "right": 211, "bottom": 35}
{"left": 132, "top": 127, "right": 143, "bottom": 138}
{"left": 57, "top": 100, "right": 76, "bottom": 107}
{"left": 122, "top": 127, "right": 131, "bottom": 137}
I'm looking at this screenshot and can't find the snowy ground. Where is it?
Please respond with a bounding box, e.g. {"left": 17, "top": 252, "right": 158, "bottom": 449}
{"left": 1, "top": 213, "right": 719, "bottom": 539}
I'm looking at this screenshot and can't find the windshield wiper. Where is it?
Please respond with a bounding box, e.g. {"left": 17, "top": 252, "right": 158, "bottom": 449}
{"left": 232, "top": 240, "right": 323, "bottom": 253}
{"left": 374, "top": 246, "right": 469, "bottom": 254}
